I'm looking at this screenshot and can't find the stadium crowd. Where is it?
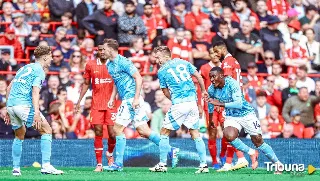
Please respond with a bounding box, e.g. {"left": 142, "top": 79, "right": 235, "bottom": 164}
{"left": 0, "top": 0, "right": 320, "bottom": 140}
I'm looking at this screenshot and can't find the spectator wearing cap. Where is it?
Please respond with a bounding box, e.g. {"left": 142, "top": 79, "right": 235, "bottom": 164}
{"left": 201, "top": 19, "right": 216, "bottom": 43}
{"left": 282, "top": 87, "right": 319, "bottom": 127}
{"left": 25, "top": 26, "right": 41, "bottom": 47}
{"left": 256, "top": 0, "right": 272, "bottom": 29}
{"left": 289, "top": 109, "right": 305, "bottom": 138}
{"left": 82, "top": 0, "right": 118, "bottom": 45}
{"left": 45, "top": 27, "right": 67, "bottom": 47}
{"left": 258, "top": 50, "right": 274, "bottom": 74}
{"left": 192, "top": 25, "right": 211, "bottom": 70}
{"left": 57, "top": 37, "right": 74, "bottom": 60}
{"left": 285, "top": 33, "right": 308, "bottom": 74}
{"left": 75, "top": 0, "right": 98, "bottom": 29}
{"left": 142, "top": 3, "right": 168, "bottom": 45}
{"left": 292, "top": 0, "right": 306, "bottom": 19}
{"left": 40, "top": 17, "right": 53, "bottom": 35}
{"left": 299, "top": 5, "right": 320, "bottom": 33}
{"left": 184, "top": 0, "right": 209, "bottom": 33}
{"left": 61, "top": 12, "right": 77, "bottom": 35}
{"left": 263, "top": 75, "right": 283, "bottom": 113}
{"left": 167, "top": 28, "right": 193, "bottom": 63}
{"left": 276, "top": 123, "right": 297, "bottom": 138}
{"left": 170, "top": 1, "right": 188, "bottom": 29}
{"left": 211, "top": 20, "right": 236, "bottom": 55}
{"left": 0, "top": 2, "right": 13, "bottom": 33}
{"left": 49, "top": 50, "right": 71, "bottom": 72}
{"left": 266, "top": 106, "right": 285, "bottom": 138}
{"left": 49, "top": 0, "right": 74, "bottom": 21}
{"left": 260, "top": 16, "right": 286, "bottom": 61}
{"left": 266, "top": 0, "right": 290, "bottom": 21}
{"left": 301, "top": 28, "right": 320, "bottom": 73}
{"left": 246, "top": 62, "right": 264, "bottom": 90}
{"left": 251, "top": 90, "right": 271, "bottom": 120}
{"left": 282, "top": 74, "right": 299, "bottom": 105}
{"left": 282, "top": 19, "right": 302, "bottom": 49}
{"left": 0, "top": 27, "right": 23, "bottom": 59}
{"left": 208, "top": 0, "right": 223, "bottom": 33}
{"left": 24, "top": 2, "right": 41, "bottom": 23}
{"left": 234, "top": 20, "right": 262, "bottom": 71}
{"left": 10, "top": 12, "right": 32, "bottom": 49}
{"left": 242, "top": 76, "right": 256, "bottom": 103}
{"left": 296, "top": 65, "right": 316, "bottom": 92}
{"left": 271, "top": 62, "right": 288, "bottom": 90}
{"left": 165, "top": 0, "right": 192, "bottom": 12}
{"left": 232, "top": 0, "right": 260, "bottom": 31}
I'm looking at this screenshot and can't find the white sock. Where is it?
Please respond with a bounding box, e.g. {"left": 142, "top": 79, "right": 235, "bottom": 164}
{"left": 248, "top": 148, "right": 255, "bottom": 155}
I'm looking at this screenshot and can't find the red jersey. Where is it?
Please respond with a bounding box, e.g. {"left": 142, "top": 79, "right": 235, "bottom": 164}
{"left": 285, "top": 46, "right": 307, "bottom": 74}
{"left": 221, "top": 54, "right": 242, "bottom": 86}
{"left": 83, "top": 59, "right": 114, "bottom": 110}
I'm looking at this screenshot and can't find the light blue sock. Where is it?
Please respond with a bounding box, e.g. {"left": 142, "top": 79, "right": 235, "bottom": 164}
{"left": 159, "top": 135, "right": 170, "bottom": 164}
{"left": 115, "top": 134, "right": 126, "bottom": 166}
{"left": 148, "top": 132, "right": 160, "bottom": 146}
{"left": 12, "top": 138, "right": 23, "bottom": 169}
{"left": 230, "top": 138, "right": 251, "bottom": 154}
{"left": 41, "top": 134, "right": 52, "bottom": 166}
{"left": 194, "top": 137, "right": 207, "bottom": 165}
{"left": 257, "top": 142, "right": 279, "bottom": 163}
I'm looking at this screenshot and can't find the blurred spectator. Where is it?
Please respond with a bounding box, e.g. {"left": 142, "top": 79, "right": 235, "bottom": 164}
{"left": 192, "top": 25, "right": 211, "bottom": 70}
{"left": 232, "top": 0, "right": 260, "bottom": 31}
{"left": 165, "top": 0, "right": 192, "bottom": 12}
{"left": 152, "top": 89, "right": 165, "bottom": 111}
{"left": 247, "top": 62, "right": 264, "bottom": 90}
{"left": 67, "top": 73, "right": 92, "bottom": 106}
{"left": 0, "top": 103, "right": 14, "bottom": 138}
{"left": 82, "top": 96, "right": 92, "bottom": 119}
{"left": 51, "top": 120, "right": 67, "bottom": 139}
{"left": 293, "top": 0, "right": 306, "bottom": 19}
{"left": 0, "top": 27, "right": 24, "bottom": 59}
{"left": 143, "top": 76, "right": 156, "bottom": 111}
{"left": 39, "top": 17, "right": 53, "bottom": 35}
{"left": 13, "top": 0, "right": 25, "bottom": 11}
{"left": 212, "top": 20, "right": 236, "bottom": 55}
{"left": 282, "top": 87, "right": 318, "bottom": 127}
{"left": 289, "top": 109, "right": 305, "bottom": 138}
{"left": 313, "top": 122, "right": 320, "bottom": 138}
{"left": 71, "top": 29, "right": 86, "bottom": 47}
{"left": 256, "top": 0, "right": 271, "bottom": 28}
{"left": 49, "top": 0, "right": 74, "bottom": 21}
{"left": 124, "top": 36, "right": 149, "bottom": 66}
{"left": 300, "top": 5, "right": 320, "bottom": 34}
{"left": 45, "top": 27, "right": 67, "bottom": 47}
{"left": 276, "top": 123, "right": 297, "bottom": 138}
{"left": 61, "top": 12, "right": 77, "bottom": 35}
{"left": 201, "top": 0, "right": 213, "bottom": 14}
{"left": 281, "top": 74, "right": 299, "bottom": 105}
{"left": 118, "top": 0, "right": 146, "bottom": 46}
{"left": 301, "top": 28, "right": 320, "bottom": 73}
{"left": 266, "top": 106, "right": 284, "bottom": 138}
{"left": 25, "top": 26, "right": 41, "bottom": 47}
{"left": 49, "top": 49, "right": 71, "bottom": 72}
{"left": 221, "top": 6, "right": 240, "bottom": 36}
{"left": 24, "top": 2, "right": 41, "bottom": 22}
{"left": 209, "top": 0, "right": 222, "bottom": 32}
{"left": 235, "top": 20, "right": 262, "bottom": 71}
{"left": 170, "top": 1, "right": 187, "bottom": 29}
{"left": 57, "top": 37, "right": 74, "bottom": 59}
{"left": 0, "top": 49, "right": 13, "bottom": 73}
{"left": 296, "top": 65, "right": 315, "bottom": 92}
{"left": 285, "top": 33, "right": 308, "bottom": 74}
{"left": 258, "top": 119, "right": 271, "bottom": 139}
{"left": 10, "top": 12, "right": 32, "bottom": 49}
{"left": 258, "top": 50, "right": 274, "bottom": 74}
{"left": 33, "top": 0, "right": 50, "bottom": 18}
{"left": 272, "top": 62, "right": 288, "bottom": 90}
{"left": 242, "top": 77, "right": 256, "bottom": 102}
{"left": 184, "top": 0, "right": 208, "bottom": 32}
{"left": 76, "top": 0, "right": 98, "bottom": 29}
{"left": 41, "top": 75, "right": 60, "bottom": 111}
{"left": 51, "top": 88, "right": 74, "bottom": 117}
{"left": 266, "top": 0, "right": 290, "bottom": 20}
{"left": 260, "top": 16, "right": 286, "bottom": 61}
{"left": 0, "top": 2, "right": 13, "bottom": 33}
{"left": 80, "top": 38, "right": 95, "bottom": 61}
{"left": 184, "top": 30, "right": 192, "bottom": 41}
{"left": 167, "top": 28, "right": 193, "bottom": 62}
{"left": 0, "top": 77, "right": 7, "bottom": 103}
{"left": 59, "top": 66, "right": 72, "bottom": 89}
{"left": 69, "top": 51, "right": 86, "bottom": 73}
{"left": 264, "top": 75, "right": 283, "bottom": 112}
{"left": 311, "top": 80, "right": 320, "bottom": 97}
{"left": 82, "top": 0, "right": 118, "bottom": 45}
{"left": 151, "top": 98, "right": 171, "bottom": 134}
{"left": 201, "top": 19, "right": 216, "bottom": 43}
{"left": 252, "top": 90, "right": 271, "bottom": 120}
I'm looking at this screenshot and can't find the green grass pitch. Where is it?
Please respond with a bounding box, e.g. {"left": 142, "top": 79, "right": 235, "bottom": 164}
{"left": 0, "top": 167, "right": 319, "bottom": 181}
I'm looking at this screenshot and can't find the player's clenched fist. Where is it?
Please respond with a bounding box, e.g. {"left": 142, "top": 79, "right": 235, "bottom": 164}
{"left": 108, "top": 99, "right": 115, "bottom": 109}
{"left": 33, "top": 112, "right": 42, "bottom": 130}
{"left": 4, "top": 112, "right": 10, "bottom": 125}
{"left": 201, "top": 91, "right": 209, "bottom": 101}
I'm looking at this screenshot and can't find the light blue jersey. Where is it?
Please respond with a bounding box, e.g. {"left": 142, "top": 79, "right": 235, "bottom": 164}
{"left": 208, "top": 77, "right": 255, "bottom": 117}
{"left": 158, "top": 58, "right": 197, "bottom": 105}
{"left": 7, "top": 63, "right": 45, "bottom": 107}
{"left": 107, "top": 54, "right": 138, "bottom": 100}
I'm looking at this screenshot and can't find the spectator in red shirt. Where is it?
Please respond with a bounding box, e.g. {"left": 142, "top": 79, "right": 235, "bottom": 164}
{"left": 266, "top": 106, "right": 285, "bottom": 138}
{"left": 185, "top": 0, "right": 208, "bottom": 32}
{"left": 246, "top": 62, "right": 264, "bottom": 90}
{"left": 264, "top": 75, "right": 283, "bottom": 113}
{"left": 0, "top": 27, "right": 23, "bottom": 59}
{"left": 266, "top": 0, "right": 290, "bottom": 21}
{"left": 167, "top": 28, "right": 193, "bottom": 63}
{"left": 201, "top": 18, "right": 216, "bottom": 43}
{"left": 232, "top": 0, "right": 260, "bottom": 31}
{"left": 289, "top": 109, "right": 305, "bottom": 138}
{"left": 285, "top": 33, "right": 308, "bottom": 74}
{"left": 192, "top": 25, "right": 211, "bottom": 70}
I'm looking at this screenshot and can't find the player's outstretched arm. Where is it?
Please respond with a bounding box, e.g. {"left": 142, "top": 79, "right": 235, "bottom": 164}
{"left": 108, "top": 85, "right": 118, "bottom": 108}
{"left": 132, "top": 71, "right": 143, "bottom": 108}
{"left": 32, "top": 86, "right": 42, "bottom": 129}
{"left": 193, "top": 70, "right": 208, "bottom": 99}
{"left": 4, "top": 82, "right": 12, "bottom": 125}
{"left": 76, "top": 79, "right": 90, "bottom": 112}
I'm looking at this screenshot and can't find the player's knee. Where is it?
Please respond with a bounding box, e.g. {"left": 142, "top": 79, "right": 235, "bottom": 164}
{"left": 94, "top": 129, "right": 103, "bottom": 137}
{"left": 15, "top": 134, "right": 25, "bottom": 140}
{"left": 223, "top": 127, "right": 238, "bottom": 142}
{"left": 160, "top": 128, "right": 171, "bottom": 136}
{"left": 208, "top": 127, "right": 217, "bottom": 139}
{"left": 251, "top": 134, "right": 263, "bottom": 147}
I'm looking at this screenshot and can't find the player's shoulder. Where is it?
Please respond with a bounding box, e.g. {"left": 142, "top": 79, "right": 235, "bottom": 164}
{"left": 226, "top": 77, "right": 238, "bottom": 86}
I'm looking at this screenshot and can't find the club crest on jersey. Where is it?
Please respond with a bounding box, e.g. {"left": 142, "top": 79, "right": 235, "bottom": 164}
{"left": 223, "top": 62, "right": 232, "bottom": 68}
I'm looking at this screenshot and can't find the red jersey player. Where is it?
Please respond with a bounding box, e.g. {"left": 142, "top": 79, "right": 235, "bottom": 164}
{"left": 76, "top": 45, "right": 119, "bottom": 172}
{"left": 207, "top": 41, "right": 248, "bottom": 172}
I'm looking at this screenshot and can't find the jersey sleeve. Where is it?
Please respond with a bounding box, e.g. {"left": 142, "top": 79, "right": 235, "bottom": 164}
{"left": 121, "top": 59, "right": 138, "bottom": 76}
{"left": 208, "top": 85, "right": 215, "bottom": 113}
{"left": 83, "top": 63, "right": 91, "bottom": 80}
{"left": 32, "top": 68, "right": 45, "bottom": 89}
{"left": 187, "top": 61, "right": 196, "bottom": 75}
{"left": 224, "top": 79, "right": 243, "bottom": 109}
{"left": 158, "top": 70, "right": 167, "bottom": 89}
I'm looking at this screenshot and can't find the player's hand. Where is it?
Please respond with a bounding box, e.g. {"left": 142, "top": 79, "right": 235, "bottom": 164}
{"left": 202, "top": 91, "right": 209, "bottom": 101}
{"left": 132, "top": 98, "right": 140, "bottom": 109}
{"left": 108, "top": 99, "right": 114, "bottom": 109}
{"left": 208, "top": 98, "right": 221, "bottom": 106}
{"left": 4, "top": 112, "right": 10, "bottom": 125}
{"left": 33, "top": 112, "right": 42, "bottom": 130}
{"left": 75, "top": 103, "right": 81, "bottom": 114}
